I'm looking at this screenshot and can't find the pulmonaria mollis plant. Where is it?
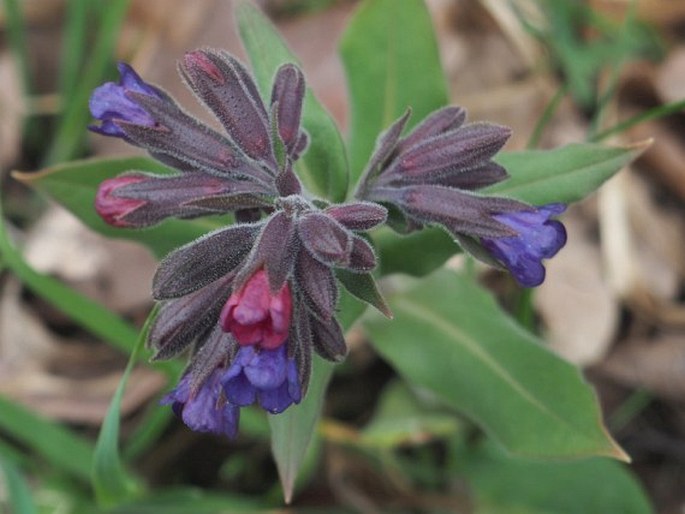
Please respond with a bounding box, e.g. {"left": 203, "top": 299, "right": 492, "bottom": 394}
{"left": 89, "top": 49, "right": 566, "bottom": 437}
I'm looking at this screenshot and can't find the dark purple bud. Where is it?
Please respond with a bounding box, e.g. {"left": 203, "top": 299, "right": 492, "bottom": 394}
{"left": 372, "top": 185, "right": 523, "bottom": 239}
{"left": 295, "top": 248, "right": 338, "bottom": 321}
{"left": 426, "top": 161, "right": 509, "bottom": 190}
{"left": 253, "top": 212, "right": 299, "bottom": 291}
{"left": 161, "top": 367, "right": 239, "bottom": 438}
{"left": 222, "top": 344, "right": 301, "bottom": 414}
{"left": 481, "top": 203, "right": 567, "bottom": 287}
{"left": 291, "top": 131, "right": 309, "bottom": 160}
{"left": 271, "top": 64, "right": 306, "bottom": 158}
{"left": 359, "top": 109, "right": 411, "bottom": 188}
{"left": 149, "top": 277, "right": 233, "bottom": 360}
{"left": 153, "top": 223, "right": 260, "bottom": 299}
{"left": 346, "top": 235, "right": 377, "bottom": 273}
{"left": 275, "top": 160, "right": 302, "bottom": 197}
{"left": 95, "top": 172, "right": 269, "bottom": 228}
{"left": 381, "top": 123, "right": 511, "bottom": 183}
{"left": 180, "top": 50, "right": 275, "bottom": 166}
{"left": 310, "top": 316, "right": 347, "bottom": 362}
{"left": 89, "top": 62, "right": 165, "bottom": 139}
{"left": 184, "top": 192, "right": 273, "bottom": 212}
{"left": 95, "top": 175, "right": 147, "bottom": 227}
{"left": 297, "top": 212, "right": 353, "bottom": 267}
{"left": 324, "top": 201, "right": 387, "bottom": 231}
{"left": 395, "top": 106, "right": 467, "bottom": 154}
{"left": 119, "top": 92, "right": 273, "bottom": 184}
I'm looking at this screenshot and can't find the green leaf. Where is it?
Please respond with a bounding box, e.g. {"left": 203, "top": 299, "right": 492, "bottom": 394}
{"left": 0, "top": 458, "right": 38, "bottom": 514}
{"left": 13, "top": 156, "right": 223, "bottom": 258}
{"left": 489, "top": 141, "right": 650, "bottom": 205}
{"left": 0, "top": 396, "right": 94, "bottom": 481}
{"left": 361, "top": 380, "right": 460, "bottom": 448}
{"left": 373, "top": 226, "right": 456, "bottom": 277}
{"left": 340, "top": 0, "right": 448, "bottom": 185}
{"left": 106, "top": 488, "right": 260, "bottom": 514}
{"left": 374, "top": 141, "right": 648, "bottom": 278}
{"left": 364, "top": 268, "right": 627, "bottom": 460}
{"left": 335, "top": 269, "right": 392, "bottom": 318}
{"left": 92, "top": 309, "right": 156, "bottom": 506}
{"left": 235, "top": 1, "right": 349, "bottom": 202}
{"left": 267, "top": 290, "right": 366, "bottom": 502}
{"left": 461, "top": 442, "right": 653, "bottom": 514}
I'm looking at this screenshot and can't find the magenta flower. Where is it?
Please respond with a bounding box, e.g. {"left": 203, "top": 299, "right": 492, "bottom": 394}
{"left": 220, "top": 269, "right": 292, "bottom": 349}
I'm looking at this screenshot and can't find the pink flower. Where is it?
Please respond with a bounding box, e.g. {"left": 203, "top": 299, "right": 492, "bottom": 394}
{"left": 220, "top": 269, "right": 292, "bottom": 349}
{"left": 95, "top": 175, "right": 146, "bottom": 227}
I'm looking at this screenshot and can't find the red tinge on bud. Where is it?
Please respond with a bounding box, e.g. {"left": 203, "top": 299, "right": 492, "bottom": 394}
{"left": 95, "top": 175, "right": 146, "bottom": 227}
{"left": 220, "top": 269, "right": 292, "bottom": 349}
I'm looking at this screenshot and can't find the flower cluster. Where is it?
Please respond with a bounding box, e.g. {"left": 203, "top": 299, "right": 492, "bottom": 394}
{"left": 354, "top": 108, "right": 566, "bottom": 287}
{"left": 89, "top": 49, "right": 565, "bottom": 437}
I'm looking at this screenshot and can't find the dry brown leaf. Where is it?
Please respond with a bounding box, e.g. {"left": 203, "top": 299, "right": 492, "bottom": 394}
{"left": 0, "top": 52, "right": 23, "bottom": 168}
{"left": 535, "top": 213, "right": 619, "bottom": 366}
{"left": 600, "top": 334, "right": 685, "bottom": 402}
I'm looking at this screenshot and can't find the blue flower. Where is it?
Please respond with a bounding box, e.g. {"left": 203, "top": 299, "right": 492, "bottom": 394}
{"left": 161, "top": 367, "right": 239, "bottom": 438}
{"left": 89, "top": 62, "right": 163, "bottom": 138}
{"left": 481, "top": 203, "right": 567, "bottom": 287}
{"left": 222, "top": 344, "right": 301, "bottom": 414}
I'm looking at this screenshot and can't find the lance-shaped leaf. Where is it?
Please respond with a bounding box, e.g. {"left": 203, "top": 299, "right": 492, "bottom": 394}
{"left": 153, "top": 223, "right": 259, "bottom": 299}
{"left": 236, "top": 1, "right": 348, "bottom": 201}
{"left": 340, "top": 0, "right": 448, "bottom": 183}
{"left": 336, "top": 269, "right": 392, "bottom": 318}
{"left": 180, "top": 50, "right": 275, "bottom": 167}
{"left": 364, "top": 268, "right": 628, "bottom": 460}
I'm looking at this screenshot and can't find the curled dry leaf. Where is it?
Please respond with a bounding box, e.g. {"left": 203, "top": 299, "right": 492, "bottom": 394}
{"left": 600, "top": 335, "right": 685, "bottom": 402}
{"left": 0, "top": 279, "right": 165, "bottom": 424}
{"left": 535, "top": 213, "right": 619, "bottom": 366}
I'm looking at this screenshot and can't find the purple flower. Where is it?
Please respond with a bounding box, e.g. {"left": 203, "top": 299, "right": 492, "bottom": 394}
{"left": 161, "top": 366, "right": 239, "bottom": 438}
{"left": 89, "top": 62, "right": 165, "bottom": 138}
{"left": 222, "top": 345, "right": 301, "bottom": 414}
{"left": 481, "top": 203, "right": 567, "bottom": 287}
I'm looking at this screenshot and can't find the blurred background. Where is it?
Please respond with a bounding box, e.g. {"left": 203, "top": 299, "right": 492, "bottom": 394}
{"left": 1, "top": 0, "right": 685, "bottom": 512}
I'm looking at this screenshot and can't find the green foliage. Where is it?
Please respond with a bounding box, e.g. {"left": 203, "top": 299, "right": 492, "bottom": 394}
{"left": 0, "top": 0, "right": 662, "bottom": 510}
{"left": 92, "top": 310, "right": 156, "bottom": 506}
{"left": 340, "top": 0, "right": 448, "bottom": 185}
{"left": 527, "top": 0, "right": 661, "bottom": 109}
{"left": 460, "top": 442, "right": 653, "bottom": 514}
{"left": 0, "top": 457, "right": 38, "bottom": 514}
{"left": 365, "top": 268, "right": 627, "bottom": 460}
{"left": 236, "top": 0, "right": 349, "bottom": 202}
